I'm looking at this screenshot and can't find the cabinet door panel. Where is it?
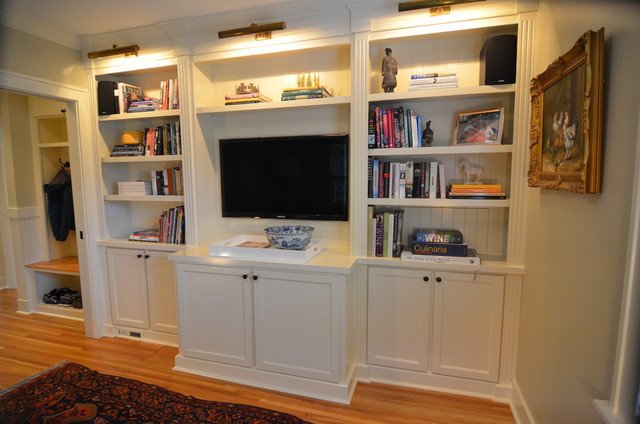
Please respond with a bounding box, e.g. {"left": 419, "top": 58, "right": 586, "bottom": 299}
{"left": 106, "top": 248, "right": 149, "bottom": 329}
{"left": 146, "top": 251, "right": 177, "bottom": 334}
{"left": 176, "top": 264, "right": 253, "bottom": 367}
{"left": 367, "top": 267, "right": 431, "bottom": 371}
{"left": 432, "top": 272, "right": 504, "bottom": 382}
{"left": 253, "top": 269, "right": 342, "bottom": 382}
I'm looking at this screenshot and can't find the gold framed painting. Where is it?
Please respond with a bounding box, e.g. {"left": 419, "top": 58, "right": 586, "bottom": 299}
{"left": 453, "top": 107, "right": 504, "bottom": 145}
{"left": 528, "top": 28, "right": 605, "bottom": 193}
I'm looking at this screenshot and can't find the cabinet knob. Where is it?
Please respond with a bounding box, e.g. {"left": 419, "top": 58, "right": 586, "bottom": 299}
{"left": 144, "top": 254, "right": 149, "bottom": 259}
{"left": 436, "top": 277, "right": 442, "bottom": 283}
{"left": 252, "top": 275, "right": 258, "bottom": 281}
{"left": 242, "top": 274, "right": 248, "bottom": 280}
{"left": 423, "top": 276, "right": 429, "bottom": 282}
{"left": 137, "top": 254, "right": 142, "bottom": 258}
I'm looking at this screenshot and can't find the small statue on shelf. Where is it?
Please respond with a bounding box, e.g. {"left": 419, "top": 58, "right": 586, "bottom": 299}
{"left": 458, "top": 157, "right": 485, "bottom": 183}
{"left": 381, "top": 48, "right": 397, "bottom": 93}
{"left": 235, "top": 83, "right": 259, "bottom": 95}
{"left": 422, "top": 120, "right": 434, "bottom": 147}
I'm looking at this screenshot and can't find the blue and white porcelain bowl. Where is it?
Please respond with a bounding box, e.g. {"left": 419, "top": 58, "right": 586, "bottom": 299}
{"left": 264, "top": 225, "right": 314, "bottom": 250}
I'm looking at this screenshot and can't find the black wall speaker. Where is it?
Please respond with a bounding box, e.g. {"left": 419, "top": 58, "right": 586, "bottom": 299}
{"left": 480, "top": 34, "right": 517, "bottom": 85}
{"left": 97, "top": 81, "right": 119, "bottom": 115}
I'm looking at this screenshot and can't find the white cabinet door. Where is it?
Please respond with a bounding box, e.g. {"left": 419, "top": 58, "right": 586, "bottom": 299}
{"left": 253, "top": 269, "right": 342, "bottom": 382}
{"left": 145, "top": 251, "right": 177, "bottom": 334}
{"left": 106, "top": 248, "right": 149, "bottom": 329}
{"left": 176, "top": 264, "right": 254, "bottom": 367}
{"left": 432, "top": 272, "right": 504, "bottom": 382}
{"left": 367, "top": 266, "right": 432, "bottom": 371}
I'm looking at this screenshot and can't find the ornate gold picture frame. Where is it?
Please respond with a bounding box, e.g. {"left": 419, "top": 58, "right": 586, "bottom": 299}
{"left": 528, "top": 28, "right": 605, "bottom": 193}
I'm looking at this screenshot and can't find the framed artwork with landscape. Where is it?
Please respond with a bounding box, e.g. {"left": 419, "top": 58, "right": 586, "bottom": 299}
{"left": 528, "top": 28, "right": 605, "bottom": 193}
{"left": 452, "top": 107, "right": 504, "bottom": 145}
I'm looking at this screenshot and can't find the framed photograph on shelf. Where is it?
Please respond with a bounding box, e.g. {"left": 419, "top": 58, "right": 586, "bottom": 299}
{"left": 528, "top": 28, "right": 604, "bottom": 194}
{"left": 452, "top": 107, "right": 504, "bottom": 145}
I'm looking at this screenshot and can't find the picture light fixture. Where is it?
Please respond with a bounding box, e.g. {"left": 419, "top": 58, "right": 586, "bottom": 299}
{"left": 87, "top": 44, "right": 140, "bottom": 60}
{"left": 218, "top": 21, "right": 286, "bottom": 40}
{"left": 398, "top": 0, "right": 486, "bottom": 12}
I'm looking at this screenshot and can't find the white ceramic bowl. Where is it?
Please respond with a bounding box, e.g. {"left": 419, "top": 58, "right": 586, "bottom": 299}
{"left": 264, "top": 225, "right": 314, "bottom": 250}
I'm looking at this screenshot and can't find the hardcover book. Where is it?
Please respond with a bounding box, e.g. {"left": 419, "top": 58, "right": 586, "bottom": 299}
{"left": 414, "top": 228, "right": 464, "bottom": 244}
{"left": 410, "top": 241, "right": 468, "bottom": 257}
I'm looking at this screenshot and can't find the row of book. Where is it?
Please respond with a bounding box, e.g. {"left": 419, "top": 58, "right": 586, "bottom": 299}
{"left": 128, "top": 205, "right": 185, "bottom": 244}
{"left": 367, "top": 207, "right": 404, "bottom": 258}
{"left": 368, "top": 159, "right": 445, "bottom": 199}
{"left": 143, "top": 122, "right": 182, "bottom": 156}
{"left": 281, "top": 85, "right": 332, "bottom": 101}
{"left": 160, "top": 79, "right": 179, "bottom": 110}
{"left": 108, "top": 122, "right": 181, "bottom": 157}
{"left": 224, "top": 92, "right": 273, "bottom": 105}
{"left": 408, "top": 72, "right": 459, "bottom": 91}
{"left": 369, "top": 105, "right": 427, "bottom": 149}
{"left": 150, "top": 167, "right": 183, "bottom": 196}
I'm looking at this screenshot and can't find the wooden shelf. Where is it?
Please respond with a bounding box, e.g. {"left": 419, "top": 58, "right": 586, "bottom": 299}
{"left": 104, "top": 194, "right": 184, "bottom": 202}
{"left": 368, "top": 198, "right": 509, "bottom": 208}
{"left": 369, "top": 145, "right": 513, "bottom": 156}
{"left": 35, "top": 303, "right": 84, "bottom": 320}
{"left": 38, "top": 142, "right": 69, "bottom": 148}
{"left": 368, "top": 84, "right": 515, "bottom": 103}
{"left": 102, "top": 155, "right": 183, "bottom": 164}
{"left": 197, "top": 96, "right": 351, "bottom": 115}
{"left": 98, "top": 109, "right": 180, "bottom": 122}
{"left": 25, "top": 256, "right": 80, "bottom": 276}
{"left": 97, "top": 238, "right": 188, "bottom": 252}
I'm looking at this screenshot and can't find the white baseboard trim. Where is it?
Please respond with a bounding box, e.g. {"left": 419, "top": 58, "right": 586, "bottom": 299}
{"left": 511, "top": 379, "right": 535, "bottom": 424}
{"left": 16, "top": 298, "right": 31, "bottom": 314}
{"left": 594, "top": 399, "right": 630, "bottom": 424}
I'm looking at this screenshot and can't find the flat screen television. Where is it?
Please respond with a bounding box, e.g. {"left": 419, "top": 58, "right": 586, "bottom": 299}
{"left": 219, "top": 134, "right": 349, "bottom": 221}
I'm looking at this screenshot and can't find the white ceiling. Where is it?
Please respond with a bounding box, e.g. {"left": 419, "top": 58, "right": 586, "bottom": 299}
{"left": 0, "top": 0, "right": 302, "bottom": 37}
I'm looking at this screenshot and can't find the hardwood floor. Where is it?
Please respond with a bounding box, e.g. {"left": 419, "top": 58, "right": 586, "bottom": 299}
{"left": 0, "top": 288, "right": 515, "bottom": 423}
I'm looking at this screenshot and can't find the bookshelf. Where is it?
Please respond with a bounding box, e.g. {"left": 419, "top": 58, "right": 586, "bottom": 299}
{"left": 94, "top": 61, "right": 187, "bottom": 246}
{"left": 362, "top": 22, "right": 521, "bottom": 263}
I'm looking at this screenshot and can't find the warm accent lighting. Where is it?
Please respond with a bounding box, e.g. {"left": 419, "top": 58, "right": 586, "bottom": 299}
{"left": 218, "top": 22, "right": 286, "bottom": 40}
{"left": 87, "top": 44, "right": 140, "bottom": 59}
{"left": 398, "top": 0, "right": 486, "bottom": 12}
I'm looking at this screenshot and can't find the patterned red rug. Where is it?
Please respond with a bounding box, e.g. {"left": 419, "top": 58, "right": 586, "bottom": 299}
{"left": 0, "top": 361, "right": 309, "bottom": 423}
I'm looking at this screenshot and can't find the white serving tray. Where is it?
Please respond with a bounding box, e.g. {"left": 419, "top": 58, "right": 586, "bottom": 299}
{"left": 209, "top": 235, "right": 325, "bottom": 263}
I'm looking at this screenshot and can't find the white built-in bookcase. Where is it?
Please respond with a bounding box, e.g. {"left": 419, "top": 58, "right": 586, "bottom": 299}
{"left": 91, "top": 59, "right": 192, "bottom": 249}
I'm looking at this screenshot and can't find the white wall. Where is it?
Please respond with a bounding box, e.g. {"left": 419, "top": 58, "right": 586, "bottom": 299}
{"left": 517, "top": 1, "right": 640, "bottom": 423}
{"left": 0, "top": 24, "right": 85, "bottom": 89}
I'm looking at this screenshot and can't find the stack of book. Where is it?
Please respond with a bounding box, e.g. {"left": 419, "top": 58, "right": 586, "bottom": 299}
{"left": 143, "top": 122, "right": 181, "bottom": 156}
{"left": 401, "top": 228, "right": 480, "bottom": 267}
{"left": 368, "top": 159, "right": 446, "bottom": 199}
{"left": 159, "top": 205, "right": 185, "bottom": 244}
{"left": 117, "top": 181, "right": 152, "bottom": 196}
{"left": 408, "top": 72, "right": 458, "bottom": 91}
{"left": 160, "top": 79, "right": 179, "bottom": 110}
{"left": 150, "top": 167, "right": 183, "bottom": 196}
{"left": 367, "top": 207, "right": 404, "bottom": 258}
{"left": 127, "top": 97, "right": 161, "bottom": 113}
{"left": 117, "top": 82, "right": 144, "bottom": 113}
{"left": 281, "top": 85, "right": 332, "bottom": 101}
{"left": 447, "top": 184, "right": 506, "bottom": 199}
{"left": 369, "top": 105, "right": 426, "bottom": 148}
{"left": 129, "top": 228, "right": 160, "bottom": 243}
{"left": 224, "top": 93, "right": 273, "bottom": 105}
{"left": 110, "top": 144, "right": 145, "bottom": 157}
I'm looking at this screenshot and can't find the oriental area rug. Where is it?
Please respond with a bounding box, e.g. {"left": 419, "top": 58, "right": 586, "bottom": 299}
{"left": 0, "top": 361, "right": 309, "bottom": 423}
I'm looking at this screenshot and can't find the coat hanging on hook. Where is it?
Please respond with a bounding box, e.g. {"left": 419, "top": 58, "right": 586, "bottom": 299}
{"left": 44, "top": 164, "right": 75, "bottom": 242}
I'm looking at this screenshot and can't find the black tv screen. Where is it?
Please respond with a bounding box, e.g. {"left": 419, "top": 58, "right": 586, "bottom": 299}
{"left": 219, "top": 134, "right": 349, "bottom": 221}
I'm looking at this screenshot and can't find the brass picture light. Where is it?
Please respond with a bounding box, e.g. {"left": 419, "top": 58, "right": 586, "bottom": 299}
{"left": 398, "top": 0, "right": 485, "bottom": 12}
{"left": 87, "top": 44, "right": 140, "bottom": 60}
{"left": 218, "top": 21, "right": 286, "bottom": 40}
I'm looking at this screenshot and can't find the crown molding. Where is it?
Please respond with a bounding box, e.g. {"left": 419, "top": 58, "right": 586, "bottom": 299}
{"left": 0, "top": 8, "right": 81, "bottom": 51}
